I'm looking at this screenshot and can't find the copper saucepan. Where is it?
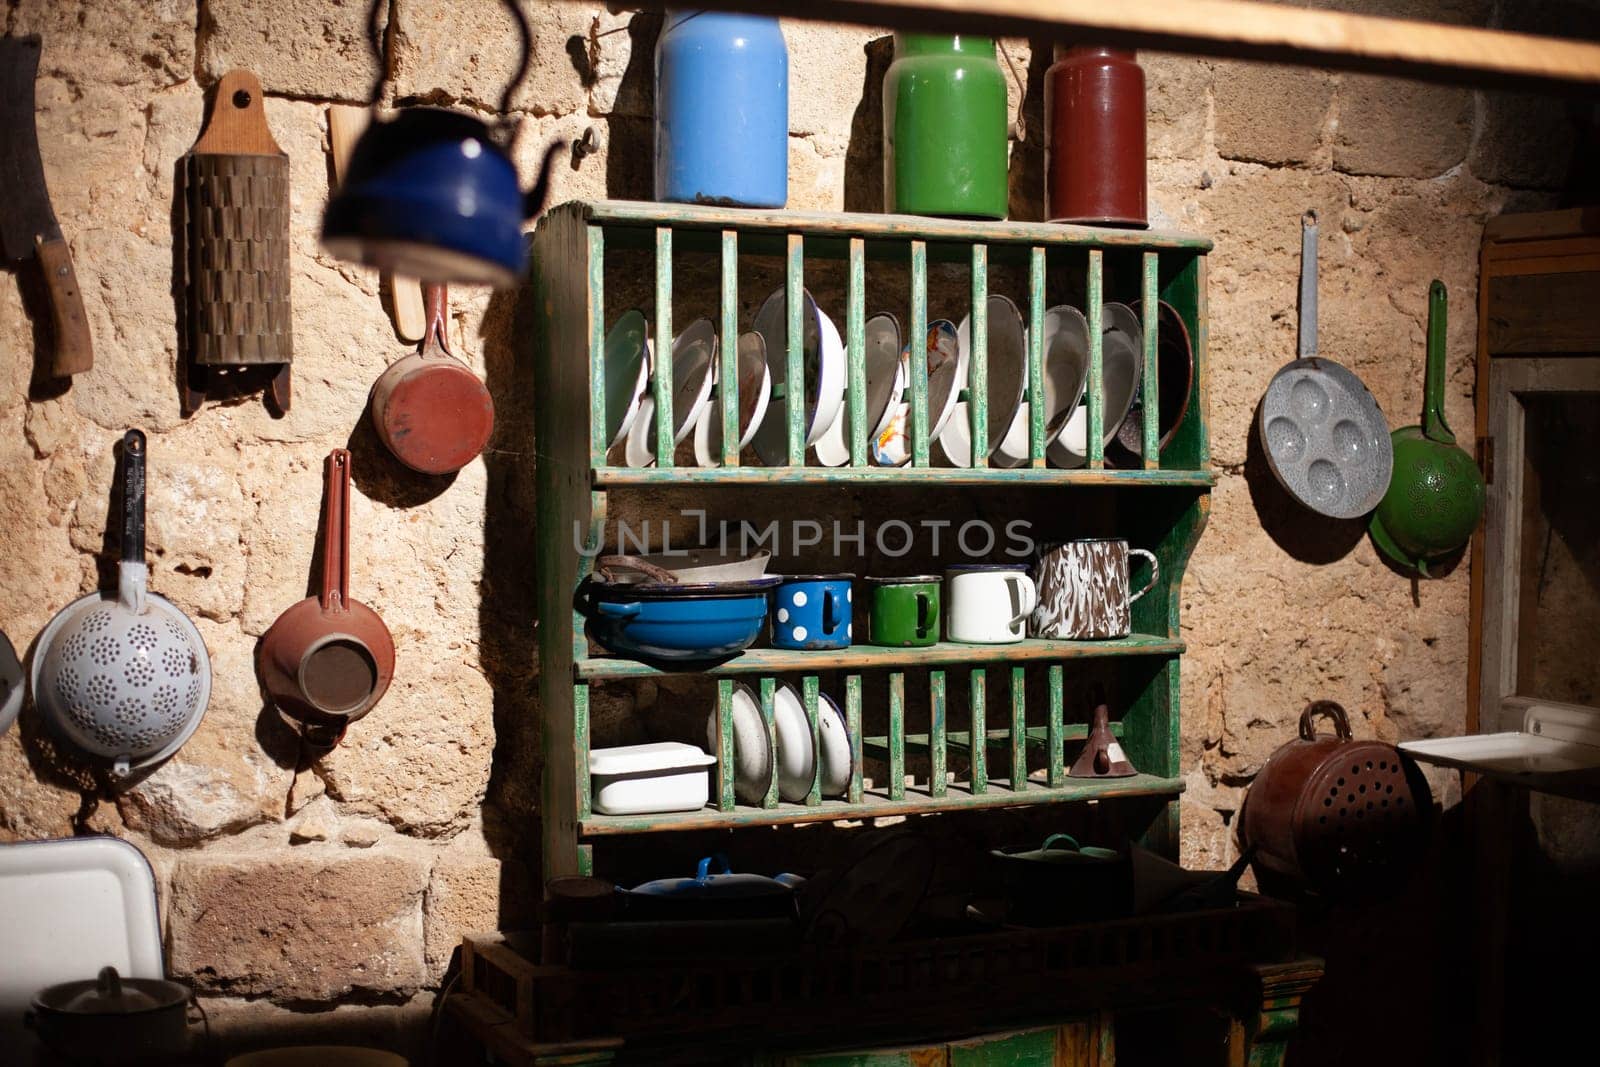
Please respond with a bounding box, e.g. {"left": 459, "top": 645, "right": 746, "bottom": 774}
{"left": 257, "top": 450, "right": 394, "bottom": 738}
{"left": 371, "top": 283, "right": 495, "bottom": 475}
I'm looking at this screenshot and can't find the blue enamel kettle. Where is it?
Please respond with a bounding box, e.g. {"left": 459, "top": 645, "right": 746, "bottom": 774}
{"left": 321, "top": 0, "right": 565, "bottom": 287}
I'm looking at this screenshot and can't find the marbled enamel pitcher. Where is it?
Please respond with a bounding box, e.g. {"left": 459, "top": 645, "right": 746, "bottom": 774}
{"left": 1030, "top": 539, "right": 1158, "bottom": 640}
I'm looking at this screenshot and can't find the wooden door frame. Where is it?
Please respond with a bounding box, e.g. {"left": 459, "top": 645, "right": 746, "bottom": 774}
{"left": 1467, "top": 210, "right": 1600, "bottom": 737}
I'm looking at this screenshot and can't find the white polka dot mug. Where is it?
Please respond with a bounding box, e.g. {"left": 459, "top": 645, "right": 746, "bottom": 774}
{"left": 770, "top": 575, "right": 855, "bottom": 650}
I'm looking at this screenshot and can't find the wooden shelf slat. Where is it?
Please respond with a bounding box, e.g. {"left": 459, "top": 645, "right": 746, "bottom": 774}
{"left": 593, "top": 466, "right": 1214, "bottom": 488}
{"left": 575, "top": 200, "right": 1213, "bottom": 250}
{"left": 580, "top": 773, "right": 1184, "bottom": 835}
{"left": 576, "top": 635, "right": 1184, "bottom": 680}
{"left": 861, "top": 722, "right": 1124, "bottom": 757}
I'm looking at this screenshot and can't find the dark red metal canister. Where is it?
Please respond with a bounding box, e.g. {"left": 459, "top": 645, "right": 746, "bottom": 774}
{"left": 1044, "top": 46, "right": 1148, "bottom": 227}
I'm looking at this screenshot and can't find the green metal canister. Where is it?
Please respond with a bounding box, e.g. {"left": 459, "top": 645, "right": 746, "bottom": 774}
{"left": 882, "top": 34, "right": 1008, "bottom": 219}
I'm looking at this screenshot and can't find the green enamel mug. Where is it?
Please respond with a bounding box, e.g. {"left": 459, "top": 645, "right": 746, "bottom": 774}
{"left": 866, "top": 576, "right": 941, "bottom": 647}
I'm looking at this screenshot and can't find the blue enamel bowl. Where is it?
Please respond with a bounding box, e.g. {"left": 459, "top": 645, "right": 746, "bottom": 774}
{"left": 577, "top": 576, "right": 779, "bottom": 664}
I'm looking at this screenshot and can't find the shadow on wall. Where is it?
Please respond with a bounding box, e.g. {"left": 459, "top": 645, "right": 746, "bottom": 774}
{"left": 604, "top": 12, "right": 661, "bottom": 201}
{"left": 1006, "top": 37, "right": 1051, "bottom": 223}
{"left": 477, "top": 271, "right": 543, "bottom": 875}
{"left": 843, "top": 35, "right": 893, "bottom": 214}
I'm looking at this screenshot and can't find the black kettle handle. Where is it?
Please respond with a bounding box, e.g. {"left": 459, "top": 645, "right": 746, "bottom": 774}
{"left": 1299, "top": 700, "right": 1352, "bottom": 742}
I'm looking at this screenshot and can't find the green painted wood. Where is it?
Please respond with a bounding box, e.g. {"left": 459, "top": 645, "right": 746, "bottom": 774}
{"left": 804, "top": 674, "right": 822, "bottom": 806}
{"left": 970, "top": 668, "right": 987, "bottom": 794}
{"left": 575, "top": 492, "right": 605, "bottom": 665}
{"left": 576, "top": 843, "right": 593, "bottom": 878}
{"left": 654, "top": 226, "right": 674, "bottom": 466}
{"left": 930, "top": 669, "right": 947, "bottom": 798}
{"left": 848, "top": 237, "right": 868, "bottom": 467}
{"left": 1141, "top": 251, "right": 1160, "bottom": 467}
{"left": 1027, "top": 246, "right": 1046, "bottom": 468}
{"left": 947, "top": 1024, "right": 1060, "bottom": 1066}
{"left": 786, "top": 234, "right": 805, "bottom": 466}
{"left": 862, "top": 721, "right": 1123, "bottom": 759}
{"left": 721, "top": 229, "right": 740, "bottom": 467}
{"left": 574, "top": 200, "right": 1214, "bottom": 252}
{"left": 575, "top": 635, "right": 1184, "bottom": 680}
{"left": 578, "top": 773, "right": 1186, "bottom": 835}
{"left": 1048, "top": 665, "right": 1066, "bottom": 788}
{"left": 968, "top": 244, "right": 989, "bottom": 469}
{"left": 761, "top": 675, "right": 779, "bottom": 809}
{"left": 772, "top": 1048, "right": 938, "bottom": 1067}
{"left": 909, "top": 240, "right": 930, "bottom": 467}
{"left": 1156, "top": 252, "right": 1208, "bottom": 473}
{"left": 529, "top": 204, "right": 595, "bottom": 880}
{"left": 575, "top": 683, "right": 592, "bottom": 820}
{"left": 592, "top": 466, "right": 1215, "bottom": 488}
{"left": 846, "top": 673, "right": 863, "bottom": 805}
{"left": 889, "top": 671, "right": 906, "bottom": 801}
{"left": 1086, "top": 249, "right": 1104, "bottom": 469}
{"left": 587, "top": 225, "right": 607, "bottom": 466}
{"left": 1009, "top": 666, "right": 1026, "bottom": 790}
{"left": 716, "top": 677, "right": 736, "bottom": 812}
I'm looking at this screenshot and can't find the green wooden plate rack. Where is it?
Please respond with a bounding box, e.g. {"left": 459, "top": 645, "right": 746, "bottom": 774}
{"left": 529, "top": 201, "right": 1213, "bottom": 879}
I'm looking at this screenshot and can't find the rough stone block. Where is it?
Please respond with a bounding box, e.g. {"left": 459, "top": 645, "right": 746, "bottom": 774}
{"left": 316, "top": 658, "right": 495, "bottom": 837}
{"left": 423, "top": 849, "right": 535, "bottom": 980}
{"left": 11, "top": 0, "right": 196, "bottom": 88}
{"left": 65, "top": 420, "right": 251, "bottom": 624}
{"left": 1335, "top": 77, "right": 1472, "bottom": 178}
{"left": 1214, "top": 61, "right": 1333, "bottom": 166}
{"left": 1471, "top": 92, "right": 1579, "bottom": 189}
{"left": 390, "top": 0, "right": 592, "bottom": 116}
{"left": 199, "top": 0, "right": 380, "bottom": 102}
{"left": 785, "top": 20, "right": 880, "bottom": 144}
{"left": 1146, "top": 53, "right": 1210, "bottom": 162}
{"left": 168, "top": 849, "right": 428, "bottom": 1000}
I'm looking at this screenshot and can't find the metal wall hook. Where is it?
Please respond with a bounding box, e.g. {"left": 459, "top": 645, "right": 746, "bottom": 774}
{"left": 363, "top": 0, "right": 532, "bottom": 140}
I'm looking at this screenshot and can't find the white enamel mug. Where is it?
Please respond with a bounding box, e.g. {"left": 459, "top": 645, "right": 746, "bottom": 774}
{"left": 944, "top": 564, "right": 1037, "bottom": 644}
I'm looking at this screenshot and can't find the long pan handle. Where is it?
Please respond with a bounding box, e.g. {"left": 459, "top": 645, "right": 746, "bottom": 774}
{"left": 121, "top": 430, "right": 146, "bottom": 564}
{"left": 1423, "top": 280, "right": 1454, "bottom": 444}
{"left": 421, "top": 283, "right": 452, "bottom": 357}
{"left": 1297, "top": 210, "right": 1318, "bottom": 359}
{"left": 319, "top": 449, "right": 352, "bottom": 611}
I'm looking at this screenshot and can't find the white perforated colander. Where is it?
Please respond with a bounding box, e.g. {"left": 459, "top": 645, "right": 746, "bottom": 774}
{"left": 30, "top": 431, "right": 211, "bottom": 777}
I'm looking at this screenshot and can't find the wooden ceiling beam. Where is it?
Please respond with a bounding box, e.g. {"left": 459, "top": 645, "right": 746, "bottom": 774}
{"left": 663, "top": 0, "right": 1600, "bottom": 95}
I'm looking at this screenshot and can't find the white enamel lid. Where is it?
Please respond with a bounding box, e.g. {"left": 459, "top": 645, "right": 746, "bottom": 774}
{"left": 589, "top": 741, "right": 715, "bottom": 776}
{"left": 0, "top": 836, "right": 164, "bottom": 1040}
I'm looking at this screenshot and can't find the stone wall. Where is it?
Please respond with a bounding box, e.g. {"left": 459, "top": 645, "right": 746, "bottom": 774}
{"left": 0, "top": 0, "right": 1585, "bottom": 1051}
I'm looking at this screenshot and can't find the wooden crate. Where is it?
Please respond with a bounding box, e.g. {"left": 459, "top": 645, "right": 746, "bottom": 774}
{"left": 451, "top": 897, "right": 1293, "bottom": 1058}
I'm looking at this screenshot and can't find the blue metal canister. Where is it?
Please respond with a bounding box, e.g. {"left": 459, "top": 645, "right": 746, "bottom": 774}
{"left": 654, "top": 11, "right": 788, "bottom": 208}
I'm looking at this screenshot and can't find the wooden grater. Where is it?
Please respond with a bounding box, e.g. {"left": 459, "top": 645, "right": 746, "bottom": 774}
{"left": 181, "top": 70, "right": 292, "bottom": 414}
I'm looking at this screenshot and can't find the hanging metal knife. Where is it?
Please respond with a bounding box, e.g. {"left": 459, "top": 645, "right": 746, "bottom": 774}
{"left": 0, "top": 35, "right": 93, "bottom": 378}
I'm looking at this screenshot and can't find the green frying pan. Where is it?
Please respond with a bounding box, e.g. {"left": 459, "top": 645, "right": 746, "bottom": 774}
{"left": 1368, "top": 281, "right": 1485, "bottom": 577}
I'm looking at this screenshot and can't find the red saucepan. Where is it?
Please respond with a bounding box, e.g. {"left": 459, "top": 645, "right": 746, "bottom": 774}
{"left": 257, "top": 450, "right": 395, "bottom": 740}
{"left": 371, "top": 283, "right": 494, "bottom": 475}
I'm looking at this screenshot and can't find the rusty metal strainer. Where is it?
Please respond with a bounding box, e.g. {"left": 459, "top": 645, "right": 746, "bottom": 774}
{"left": 1240, "top": 701, "right": 1433, "bottom": 898}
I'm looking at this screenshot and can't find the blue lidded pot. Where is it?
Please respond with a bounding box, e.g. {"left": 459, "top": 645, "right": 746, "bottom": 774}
{"left": 770, "top": 574, "right": 854, "bottom": 651}
{"left": 655, "top": 11, "right": 788, "bottom": 208}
